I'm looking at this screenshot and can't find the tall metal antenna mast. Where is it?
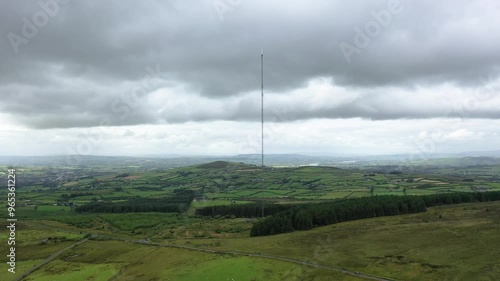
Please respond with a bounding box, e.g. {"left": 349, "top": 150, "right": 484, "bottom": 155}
{"left": 261, "top": 50, "right": 264, "bottom": 169}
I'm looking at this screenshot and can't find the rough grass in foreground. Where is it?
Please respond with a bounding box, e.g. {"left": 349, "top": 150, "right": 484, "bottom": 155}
{"left": 3, "top": 202, "right": 499, "bottom": 280}
{"left": 188, "top": 201, "right": 500, "bottom": 281}
{"left": 24, "top": 260, "right": 120, "bottom": 281}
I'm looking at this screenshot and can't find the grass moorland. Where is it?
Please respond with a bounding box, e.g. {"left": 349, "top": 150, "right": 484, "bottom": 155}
{"left": 1, "top": 161, "right": 500, "bottom": 280}
{"left": 0, "top": 201, "right": 498, "bottom": 280}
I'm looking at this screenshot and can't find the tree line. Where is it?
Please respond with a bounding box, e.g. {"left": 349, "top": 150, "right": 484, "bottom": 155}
{"left": 195, "top": 202, "right": 292, "bottom": 217}
{"left": 250, "top": 191, "right": 500, "bottom": 237}
{"left": 75, "top": 195, "right": 193, "bottom": 213}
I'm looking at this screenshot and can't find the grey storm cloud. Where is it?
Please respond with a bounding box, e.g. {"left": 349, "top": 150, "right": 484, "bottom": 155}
{"left": 1, "top": 0, "right": 500, "bottom": 129}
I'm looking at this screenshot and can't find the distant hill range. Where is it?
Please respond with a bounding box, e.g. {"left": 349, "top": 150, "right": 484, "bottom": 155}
{"left": 1, "top": 151, "right": 500, "bottom": 169}
{"left": 458, "top": 150, "right": 500, "bottom": 157}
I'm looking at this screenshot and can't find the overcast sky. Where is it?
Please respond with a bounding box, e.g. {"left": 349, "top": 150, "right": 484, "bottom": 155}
{"left": 1, "top": 0, "right": 499, "bottom": 158}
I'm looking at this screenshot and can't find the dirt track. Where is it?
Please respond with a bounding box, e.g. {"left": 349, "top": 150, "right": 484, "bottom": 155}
{"left": 16, "top": 223, "right": 396, "bottom": 281}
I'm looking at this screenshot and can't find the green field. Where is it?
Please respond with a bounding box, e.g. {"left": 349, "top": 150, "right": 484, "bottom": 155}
{"left": 2, "top": 201, "right": 499, "bottom": 280}
{"left": 183, "top": 201, "right": 500, "bottom": 281}
{"left": 6, "top": 161, "right": 500, "bottom": 211}
{"left": 2, "top": 160, "right": 500, "bottom": 280}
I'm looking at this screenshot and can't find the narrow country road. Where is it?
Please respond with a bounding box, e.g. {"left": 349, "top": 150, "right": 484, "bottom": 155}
{"left": 14, "top": 238, "right": 89, "bottom": 281}
{"left": 128, "top": 239, "right": 396, "bottom": 281}
{"left": 20, "top": 222, "right": 396, "bottom": 281}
